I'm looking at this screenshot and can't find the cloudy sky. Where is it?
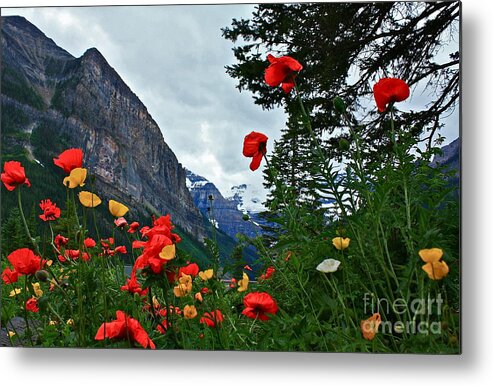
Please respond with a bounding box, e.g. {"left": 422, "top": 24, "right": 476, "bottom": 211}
{"left": 2, "top": 2, "right": 459, "bottom": 198}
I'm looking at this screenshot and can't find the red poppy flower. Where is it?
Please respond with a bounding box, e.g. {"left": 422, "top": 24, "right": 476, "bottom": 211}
{"left": 114, "top": 217, "right": 128, "bottom": 228}
{"left": 54, "top": 234, "right": 69, "bottom": 248}
{"left": 94, "top": 310, "right": 155, "bottom": 349}
{"left": 373, "top": 78, "right": 410, "bottom": 113}
{"left": 201, "top": 287, "right": 209, "bottom": 295}
{"left": 121, "top": 275, "right": 148, "bottom": 297}
{"left": 84, "top": 237, "right": 96, "bottom": 248}
{"left": 2, "top": 267, "right": 19, "bottom": 284}
{"left": 179, "top": 262, "right": 200, "bottom": 278}
{"left": 260, "top": 266, "right": 275, "bottom": 280}
{"left": 128, "top": 221, "right": 140, "bottom": 233}
{"left": 244, "top": 265, "right": 252, "bottom": 271}
{"left": 133, "top": 234, "right": 173, "bottom": 274}
{"left": 1, "top": 161, "right": 31, "bottom": 191}
{"left": 264, "top": 54, "right": 303, "bottom": 93}
{"left": 25, "top": 297, "right": 39, "bottom": 313}
{"left": 115, "top": 246, "right": 127, "bottom": 254}
{"left": 243, "top": 131, "right": 268, "bottom": 171}
{"left": 39, "top": 199, "right": 61, "bottom": 221}
{"left": 200, "top": 310, "right": 224, "bottom": 328}
{"left": 7, "top": 248, "right": 42, "bottom": 276}
{"left": 242, "top": 292, "right": 278, "bottom": 321}
{"left": 53, "top": 148, "right": 83, "bottom": 174}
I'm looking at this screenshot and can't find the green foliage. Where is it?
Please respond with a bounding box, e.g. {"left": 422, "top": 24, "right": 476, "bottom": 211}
{"left": 1, "top": 64, "right": 45, "bottom": 110}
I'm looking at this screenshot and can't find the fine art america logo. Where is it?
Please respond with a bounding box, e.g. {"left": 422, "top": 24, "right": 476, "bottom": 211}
{"left": 363, "top": 293, "right": 444, "bottom": 335}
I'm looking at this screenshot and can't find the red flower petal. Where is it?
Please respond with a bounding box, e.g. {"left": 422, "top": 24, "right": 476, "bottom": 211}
{"left": 373, "top": 78, "right": 410, "bottom": 113}
{"left": 53, "top": 148, "right": 83, "bottom": 174}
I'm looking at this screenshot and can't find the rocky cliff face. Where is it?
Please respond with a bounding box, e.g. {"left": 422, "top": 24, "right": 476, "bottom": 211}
{"left": 1, "top": 16, "right": 205, "bottom": 240}
{"left": 186, "top": 170, "right": 261, "bottom": 239}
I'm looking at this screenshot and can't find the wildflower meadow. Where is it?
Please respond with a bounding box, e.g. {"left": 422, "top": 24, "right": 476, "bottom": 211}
{"left": 1, "top": 51, "right": 460, "bottom": 353}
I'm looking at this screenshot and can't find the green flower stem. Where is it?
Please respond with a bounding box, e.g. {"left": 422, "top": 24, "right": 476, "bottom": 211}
{"left": 322, "top": 273, "right": 356, "bottom": 330}
{"left": 23, "top": 275, "right": 34, "bottom": 346}
{"left": 17, "top": 188, "right": 40, "bottom": 255}
{"left": 91, "top": 207, "right": 101, "bottom": 242}
{"left": 389, "top": 108, "right": 414, "bottom": 251}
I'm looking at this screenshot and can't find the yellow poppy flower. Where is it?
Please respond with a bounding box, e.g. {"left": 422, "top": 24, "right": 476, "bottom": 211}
{"left": 199, "top": 269, "right": 214, "bottom": 281}
{"left": 159, "top": 244, "right": 176, "bottom": 260}
{"left": 418, "top": 248, "right": 443, "bottom": 263}
{"left": 332, "top": 237, "right": 350, "bottom": 250}
{"left": 237, "top": 272, "right": 249, "bottom": 292}
{"left": 78, "top": 191, "right": 102, "bottom": 208}
{"left": 9, "top": 288, "right": 22, "bottom": 297}
{"left": 32, "top": 282, "right": 43, "bottom": 298}
{"left": 173, "top": 274, "right": 192, "bottom": 297}
{"left": 66, "top": 319, "right": 74, "bottom": 326}
{"left": 63, "top": 167, "right": 87, "bottom": 188}
{"left": 109, "top": 199, "right": 129, "bottom": 217}
{"left": 183, "top": 305, "right": 198, "bottom": 319}
{"left": 422, "top": 261, "right": 449, "bottom": 281}
{"left": 49, "top": 320, "right": 57, "bottom": 326}
{"left": 360, "top": 313, "right": 382, "bottom": 341}
{"left": 8, "top": 331, "right": 15, "bottom": 338}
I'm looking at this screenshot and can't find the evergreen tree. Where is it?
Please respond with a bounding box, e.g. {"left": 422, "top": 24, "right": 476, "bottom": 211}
{"left": 222, "top": 1, "right": 459, "bottom": 160}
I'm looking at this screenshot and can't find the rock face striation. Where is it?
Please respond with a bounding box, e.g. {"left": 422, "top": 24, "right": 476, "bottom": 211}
{"left": 1, "top": 16, "right": 205, "bottom": 240}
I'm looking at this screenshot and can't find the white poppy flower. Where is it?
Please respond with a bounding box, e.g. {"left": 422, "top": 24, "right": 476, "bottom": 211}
{"left": 316, "top": 258, "right": 341, "bottom": 273}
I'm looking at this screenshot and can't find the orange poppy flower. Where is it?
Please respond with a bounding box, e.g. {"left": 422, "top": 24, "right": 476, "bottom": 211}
{"left": 360, "top": 313, "right": 382, "bottom": 340}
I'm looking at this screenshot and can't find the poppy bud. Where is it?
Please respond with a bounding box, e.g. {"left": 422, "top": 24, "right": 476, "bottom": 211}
{"left": 333, "top": 96, "right": 346, "bottom": 114}
{"left": 242, "top": 214, "right": 250, "bottom": 221}
{"left": 338, "top": 138, "right": 350, "bottom": 151}
{"left": 35, "top": 270, "right": 49, "bottom": 282}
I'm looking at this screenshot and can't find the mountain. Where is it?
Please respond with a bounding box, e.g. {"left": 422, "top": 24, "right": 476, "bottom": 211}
{"left": 186, "top": 170, "right": 261, "bottom": 239}
{"left": 432, "top": 137, "right": 460, "bottom": 173}
{"left": 1, "top": 16, "right": 205, "bottom": 241}
{"left": 226, "top": 183, "right": 272, "bottom": 228}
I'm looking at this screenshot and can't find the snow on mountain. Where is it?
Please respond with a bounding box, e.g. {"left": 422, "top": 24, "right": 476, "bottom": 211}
{"left": 185, "top": 169, "right": 262, "bottom": 239}
{"left": 226, "top": 184, "right": 266, "bottom": 214}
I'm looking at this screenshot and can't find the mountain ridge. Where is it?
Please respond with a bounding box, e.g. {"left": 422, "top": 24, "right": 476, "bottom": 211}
{"left": 1, "top": 15, "right": 205, "bottom": 241}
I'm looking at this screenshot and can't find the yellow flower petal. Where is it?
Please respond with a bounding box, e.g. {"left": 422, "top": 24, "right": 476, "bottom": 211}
{"left": 418, "top": 248, "right": 444, "bottom": 263}
{"left": 332, "top": 237, "right": 350, "bottom": 250}
{"left": 194, "top": 292, "right": 203, "bottom": 302}
{"left": 159, "top": 244, "right": 176, "bottom": 260}
{"left": 66, "top": 319, "right": 74, "bottom": 326}
{"left": 237, "top": 272, "right": 249, "bottom": 292}
{"left": 199, "top": 269, "right": 214, "bottom": 281}
{"left": 63, "top": 167, "right": 87, "bottom": 189}
{"left": 108, "top": 199, "right": 129, "bottom": 217}
{"left": 183, "top": 305, "right": 197, "bottom": 319}
{"left": 9, "top": 288, "right": 22, "bottom": 297}
{"left": 32, "top": 282, "right": 43, "bottom": 298}
{"left": 8, "top": 331, "right": 15, "bottom": 338}
{"left": 78, "top": 191, "right": 102, "bottom": 208}
{"left": 422, "top": 261, "right": 449, "bottom": 280}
